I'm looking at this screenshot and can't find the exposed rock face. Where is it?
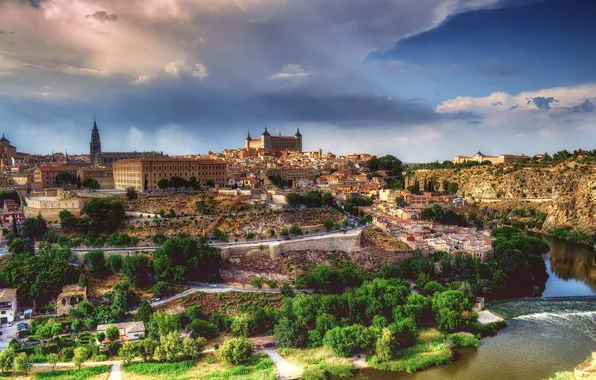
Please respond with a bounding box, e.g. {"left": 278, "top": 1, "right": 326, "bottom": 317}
{"left": 417, "top": 161, "right": 596, "bottom": 233}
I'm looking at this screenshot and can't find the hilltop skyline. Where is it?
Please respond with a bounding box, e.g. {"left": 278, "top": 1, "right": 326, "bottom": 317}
{"left": 1, "top": 0, "right": 595, "bottom": 161}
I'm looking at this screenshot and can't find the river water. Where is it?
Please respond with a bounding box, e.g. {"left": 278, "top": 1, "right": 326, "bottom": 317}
{"left": 338, "top": 236, "right": 596, "bottom": 380}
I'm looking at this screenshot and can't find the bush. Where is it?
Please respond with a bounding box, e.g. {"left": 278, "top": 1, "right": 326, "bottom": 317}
{"left": 449, "top": 333, "right": 479, "bottom": 347}
{"left": 302, "top": 367, "right": 327, "bottom": 380}
{"left": 215, "top": 338, "right": 253, "bottom": 365}
{"left": 188, "top": 319, "right": 218, "bottom": 338}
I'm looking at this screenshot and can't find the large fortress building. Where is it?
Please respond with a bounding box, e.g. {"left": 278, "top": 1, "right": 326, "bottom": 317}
{"left": 245, "top": 127, "right": 302, "bottom": 152}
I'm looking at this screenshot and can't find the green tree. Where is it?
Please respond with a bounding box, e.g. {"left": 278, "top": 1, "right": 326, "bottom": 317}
{"left": 148, "top": 311, "right": 180, "bottom": 339}
{"left": 432, "top": 290, "right": 475, "bottom": 331}
{"left": 83, "top": 198, "right": 126, "bottom": 234}
{"left": 374, "top": 328, "right": 395, "bottom": 361}
{"left": 118, "top": 343, "right": 138, "bottom": 364}
{"left": 138, "top": 338, "right": 158, "bottom": 360}
{"left": 95, "top": 332, "right": 106, "bottom": 343}
{"left": 280, "top": 282, "right": 295, "bottom": 297}
{"left": 215, "top": 338, "right": 253, "bottom": 365}
{"left": 73, "top": 347, "right": 90, "bottom": 369}
{"left": 122, "top": 255, "right": 149, "bottom": 287}
{"left": 274, "top": 318, "right": 308, "bottom": 348}
{"left": 323, "top": 219, "right": 334, "bottom": 231}
{"left": 231, "top": 315, "right": 253, "bottom": 338}
{"left": 125, "top": 187, "right": 138, "bottom": 200}
{"left": 106, "top": 254, "right": 123, "bottom": 274}
{"left": 0, "top": 347, "right": 15, "bottom": 373}
{"left": 251, "top": 276, "right": 264, "bottom": 289}
{"left": 155, "top": 332, "right": 182, "bottom": 362}
{"left": 82, "top": 178, "right": 101, "bottom": 190}
{"left": 106, "top": 326, "right": 120, "bottom": 342}
{"left": 84, "top": 250, "right": 106, "bottom": 275}
{"left": 267, "top": 279, "right": 278, "bottom": 289}
{"left": 78, "top": 274, "right": 88, "bottom": 287}
{"left": 14, "top": 352, "right": 31, "bottom": 374}
{"left": 157, "top": 179, "right": 170, "bottom": 189}
{"left": 182, "top": 336, "right": 207, "bottom": 359}
{"left": 47, "top": 353, "right": 59, "bottom": 371}
{"left": 20, "top": 216, "right": 48, "bottom": 243}
{"left": 137, "top": 301, "right": 153, "bottom": 323}
{"left": 56, "top": 172, "right": 78, "bottom": 186}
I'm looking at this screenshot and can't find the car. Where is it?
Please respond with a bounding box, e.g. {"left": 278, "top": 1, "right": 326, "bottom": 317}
{"left": 7, "top": 322, "right": 12, "bottom": 327}
{"left": 208, "top": 284, "right": 218, "bottom": 288}
{"left": 153, "top": 297, "right": 161, "bottom": 301}
{"left": 17, "top": 323, "right": 28, "bottom": 331}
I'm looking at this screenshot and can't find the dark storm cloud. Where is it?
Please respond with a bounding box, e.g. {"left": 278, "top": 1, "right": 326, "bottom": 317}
{"left": 86, "top": 11, "right": 119, "bottom": 22}
{"left": 528, "top": 96, "right": 558, "bottom": 110}
{"left": 492, "top": 101, "right": 503, "bottom": 106}
{"left": 509, "top": 105, "right": 519, "bottom": 110}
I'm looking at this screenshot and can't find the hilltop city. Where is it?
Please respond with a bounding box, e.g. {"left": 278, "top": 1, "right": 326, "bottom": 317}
{"left": 0, "top": 119, "right": 593, "bottom": 379}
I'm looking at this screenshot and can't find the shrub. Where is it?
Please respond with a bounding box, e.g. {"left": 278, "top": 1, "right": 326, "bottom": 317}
{"left": 302, "top": 367, "right": 327, "bottom": 380}
{"left": 449, "top": 333, "right": 479, "bottom": 348}
{"left": 215, "top": 338, "right": 253, "bottom": 365}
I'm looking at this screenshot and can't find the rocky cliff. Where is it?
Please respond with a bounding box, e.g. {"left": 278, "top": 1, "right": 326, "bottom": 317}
{"left": 413, "top": 161, "right": 596, "bottom": 233}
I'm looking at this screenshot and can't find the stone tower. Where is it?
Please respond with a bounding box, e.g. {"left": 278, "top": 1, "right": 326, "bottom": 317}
{"left": 90, "top": 117, "right": 102, "bottom": 166}
{"left": 261, "top": 126, "right": 271, "bottom": 150}
{"left": 245, "top": 130, "right": 252, "bottom": 149}
{"left": 295, "top": 127, "right": 302, "bottom": 152}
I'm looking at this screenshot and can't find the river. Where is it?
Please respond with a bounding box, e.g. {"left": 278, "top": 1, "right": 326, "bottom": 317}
{"left": 337, "top": 236, "right": 596, "bottom": 380}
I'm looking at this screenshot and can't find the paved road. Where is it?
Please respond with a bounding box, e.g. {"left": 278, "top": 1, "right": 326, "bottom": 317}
{"left": 108, "top": 362, "right": 122, "bottom": 380}
{"left": 263, "top": 349, "right": 303, "bottom": 380}
{"left": 69, "top": 225, "right": 366, "bottom": 254}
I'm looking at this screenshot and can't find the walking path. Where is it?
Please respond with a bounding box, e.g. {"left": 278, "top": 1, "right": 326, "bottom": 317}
{"left": 478, "top": 310, "right": 504, "bottom": 324}
{"left": 263, "top": 349, "right": 303, "bottom": 380}
{"left": 108, "top": 362, "right": 122, "bottom": 380}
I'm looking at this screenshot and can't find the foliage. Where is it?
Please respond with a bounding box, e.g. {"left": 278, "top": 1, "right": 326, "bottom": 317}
{"left": 73, "top": 346, "right": 90, "bottom": 369}
{"left": 153, "top": 235, "right": 221, "bottom": 283}
{"left": 216, "top": 338, "right": 254, "bottom": 365}
{"left": 286, "top": 191, "right": 325, "bottom": 207}
{"left": 420, "top": 204, "right": 467, "bottom": 226}
{"left": 106, "top": 326, "right": 120, "bottom": 342}
{"left": 155, "top": 331, "right": 182, "bottom": 362}
{"left": 122, "top": 255, "right": 150, "bottom": 287}
{"left": 251, "top": 276, "right": 264, "bottom": 289}
{"left": 82, "top": 198, "right": 126, "bottom": 234}
{"left": 274, "top": 318, "right": 308, "bottom": 348}
{"left": 343, "top": 197, "right": 373, "bottom": 214}
{"left": 83, "top": 250, "right": 106, "bottom": 275}
{"left": 449, "top": 333, "right": 479, "bottom": 347}
{"left": 182, "top": 336, "right": 207, "bottom": 359}
{"left": 119, "top": 343, "right": 138, "bottom": 364}
{"left": 0, "top": 243, "right": 78, "bottom": 303}
{"left": 106, "top": 254, "right": 123, "bottom": 274}
{"left": 125, "top": 187, "right": 139, "bottom": 200}
{"left": 432, "top": 290, "right": 476, "bottom": 332}
{"left": 82, "top": 178, "right": 101, "bottom": 190}
{"left": 137, "top": 301, "right": 153, "bottom": 323}
{"left": 323, "top": 325, "right": 375, "bottom": 357}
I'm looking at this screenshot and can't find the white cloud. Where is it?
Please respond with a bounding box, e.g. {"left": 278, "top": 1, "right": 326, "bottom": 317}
{"left": 436, "top": 84, "right": 596, "bottom": 113}
{"left": 165, "top": 60, "right": 209, "bottom": 80}
{"left": 59, "top": 65, "right": 110, "bottom": 77}
{"left": 133, "top": 75, "right": 152, "bottom": 85}
{"left": 192, "top": 63, "right": 209, "bottom": 80}
{"left": 268, "top": 64, "right": 310, "bottom": 80}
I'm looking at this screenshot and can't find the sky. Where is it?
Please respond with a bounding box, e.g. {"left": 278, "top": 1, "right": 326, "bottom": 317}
{"left": 0, "top": 0, "right": 595, "bottom": 162}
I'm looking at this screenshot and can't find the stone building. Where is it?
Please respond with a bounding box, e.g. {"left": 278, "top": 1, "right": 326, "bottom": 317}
{"left": 245, "top": 127, "right": 302, "bottom": 152}
{"left": 89, "top": 118, "right": 163, "bottom": 166}
{"left": 33, "top": 165, "right": 79, "bottom": 189}
{"left": 113, "top": 158, "right": 228, "bottom": 191}
{"left": 453, "top": 151, "right": 529, "bottom": 164}
{"left": 56, "top": 285, "right": 87, "bottom": 316}
{"left": 0, "top": 134, "right": 17, "bottom": 170}
{"left": 23, "top": 190, "right": 85, "bottom": 221}
{"left": 77, "top": 166, "right": 114, "bottom": 188}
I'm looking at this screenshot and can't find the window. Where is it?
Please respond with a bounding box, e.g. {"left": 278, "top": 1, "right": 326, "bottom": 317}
{"left": 1, "top": 311, "right": 5, "bottom": 315}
